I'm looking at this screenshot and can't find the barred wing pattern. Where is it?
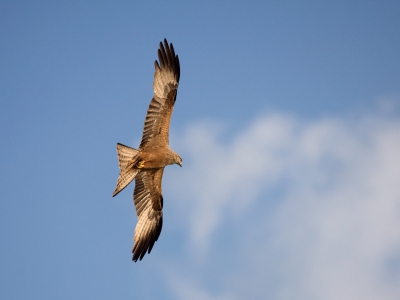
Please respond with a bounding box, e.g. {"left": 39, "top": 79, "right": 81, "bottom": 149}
{"left": 132, "top": 169, "right": 164, "bottom": 261}
{"left": 139, "top": 39, "right": 180, "bottom": 149}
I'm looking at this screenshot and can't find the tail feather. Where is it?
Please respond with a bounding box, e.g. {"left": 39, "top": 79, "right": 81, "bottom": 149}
{"left": 116, "top": 143, "right": 139, "bottom": 170}
{"left": 112, "top": 143, "right": 139, "bottom": 197}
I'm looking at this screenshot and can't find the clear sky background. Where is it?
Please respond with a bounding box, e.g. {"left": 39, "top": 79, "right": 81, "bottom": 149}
{"left": 1, "top": 1, "right": 400, "bottom": 299}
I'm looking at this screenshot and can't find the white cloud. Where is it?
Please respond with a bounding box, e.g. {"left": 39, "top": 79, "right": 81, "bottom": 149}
{"left": 163, "top": 112, "right": 400, "bottom": 300}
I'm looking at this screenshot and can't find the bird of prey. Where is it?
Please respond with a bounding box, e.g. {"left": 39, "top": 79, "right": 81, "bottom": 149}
{"left": 112, "top": 39, "right": 182, "bottom": 262}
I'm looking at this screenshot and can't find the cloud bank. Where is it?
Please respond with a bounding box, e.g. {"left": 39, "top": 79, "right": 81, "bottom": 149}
{"left": 161, "top": 112, "right": 400, "bottom": 300}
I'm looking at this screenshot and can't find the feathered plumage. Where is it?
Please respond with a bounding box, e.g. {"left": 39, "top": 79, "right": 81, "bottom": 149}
{"left": 112, "top": 39, "right": 182, "bottom": 262}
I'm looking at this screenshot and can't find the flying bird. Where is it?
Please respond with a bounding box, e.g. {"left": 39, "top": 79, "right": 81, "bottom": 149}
{"left": 112, "top": 39, "right": 182, "bottom": 262}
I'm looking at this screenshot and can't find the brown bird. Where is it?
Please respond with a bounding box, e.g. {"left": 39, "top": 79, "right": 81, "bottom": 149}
{"left": 112, "top": 39, "right": 182, "bottom": 262}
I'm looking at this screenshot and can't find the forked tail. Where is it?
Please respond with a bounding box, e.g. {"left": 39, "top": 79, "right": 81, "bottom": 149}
{"left": 112, "top": 143, "right": 140, "bottom": 197}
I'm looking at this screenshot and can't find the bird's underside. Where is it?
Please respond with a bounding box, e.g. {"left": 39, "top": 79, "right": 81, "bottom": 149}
{"left": 112, "top": 39, "right": 181, "bottom": 262}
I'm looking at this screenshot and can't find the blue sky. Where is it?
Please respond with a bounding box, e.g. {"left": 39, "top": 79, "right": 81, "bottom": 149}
{"left": 1, "top": 1, "right": 400, "bottom": 299}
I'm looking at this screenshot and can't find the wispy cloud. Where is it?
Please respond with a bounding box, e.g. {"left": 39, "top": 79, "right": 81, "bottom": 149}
{"left": 163, "top": 112, "right": 400, "bottom": 299}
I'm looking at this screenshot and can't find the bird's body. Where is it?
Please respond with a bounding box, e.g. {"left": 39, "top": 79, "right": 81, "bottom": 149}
{"left": 137, "top": 146, "right": 181, "bottom": 169}
{"left": 112, "top": 39, "right": 181, "bottom": 262}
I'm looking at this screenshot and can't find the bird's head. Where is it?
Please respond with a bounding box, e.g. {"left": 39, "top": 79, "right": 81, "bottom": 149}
{"left": 174, "top": 154, "right": 182, "bottom": 167}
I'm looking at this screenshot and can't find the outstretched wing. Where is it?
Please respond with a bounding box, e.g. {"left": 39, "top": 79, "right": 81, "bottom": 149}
{"left": 139, "top": 39, "right": 180, "bottom": 150}
{"left": 132, "top": 168, "right": 164, "bottom": 261}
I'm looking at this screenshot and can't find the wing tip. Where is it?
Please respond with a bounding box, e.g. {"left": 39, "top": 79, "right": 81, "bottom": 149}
{"left": 131, "top": 213, "right": 163, "bottom": 262}
{"left": 155, "top": 38, "right": 180, "bottom": 83}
